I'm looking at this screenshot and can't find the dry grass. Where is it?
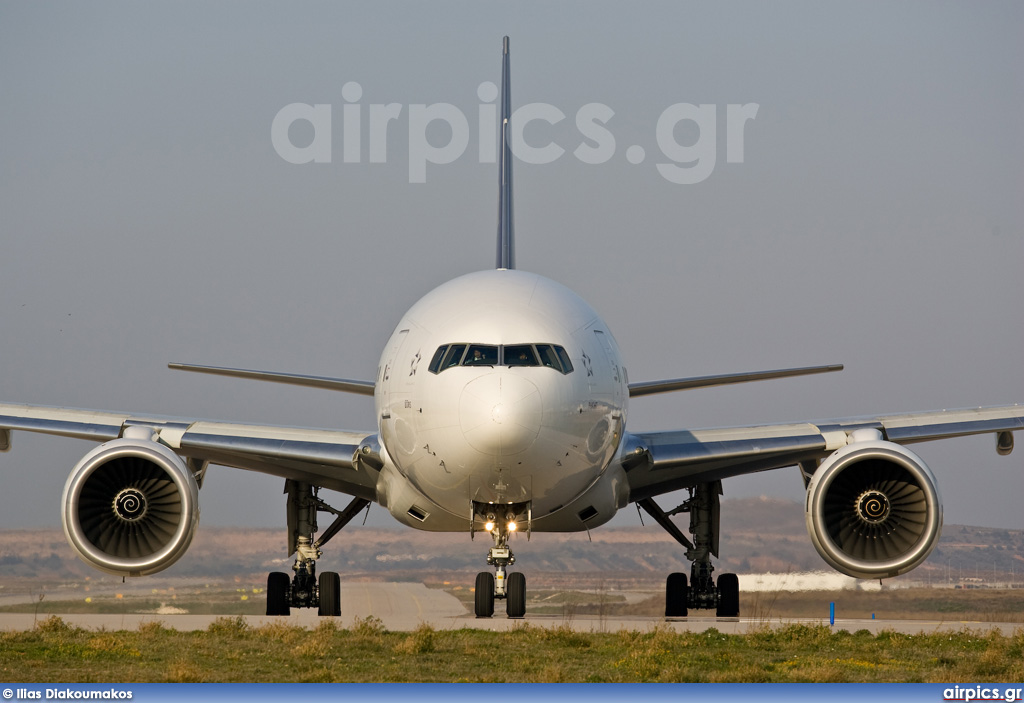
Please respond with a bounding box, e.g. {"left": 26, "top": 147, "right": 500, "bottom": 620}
{"left": 2, "top": 615, "right": 1022, "bottom": 682}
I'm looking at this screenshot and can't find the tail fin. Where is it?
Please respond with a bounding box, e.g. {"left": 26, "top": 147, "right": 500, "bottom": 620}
{"left": 495, "top": 36, "right": 515, "bottom": 270}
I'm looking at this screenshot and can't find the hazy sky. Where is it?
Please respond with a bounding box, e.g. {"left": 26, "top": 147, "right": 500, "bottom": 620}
{"left": 1, "top": 3, "right": 1022, "bottom": 538}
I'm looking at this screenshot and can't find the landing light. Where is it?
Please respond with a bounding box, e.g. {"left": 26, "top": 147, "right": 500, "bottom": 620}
{"left": 485, "top": 521, "right": 495, "bottom": 532}
{"left": 507, "top": 521, "right": 517, "bottom": 532}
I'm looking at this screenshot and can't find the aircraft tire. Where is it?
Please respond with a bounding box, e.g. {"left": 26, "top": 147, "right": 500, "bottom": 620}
{"left": 716, "top": 573, "right": 739, "bottom": 618}
{"left": 665, "top": 572, "right": 688, "bottom": 617}
{"left": 475, "top": 571, "right": 495, "bottom": 618}
{"left": 506, "top": 571, "right": 526, "bottom": 619}
{"left": 267, "top": 571, "right": 291, "bottom": 616}
{"left": 318, "top": 571, "right": 341, "bottom": 617}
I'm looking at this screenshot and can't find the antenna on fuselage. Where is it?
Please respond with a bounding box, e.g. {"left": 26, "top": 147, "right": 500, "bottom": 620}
{"left": 495, "top": 35, "right": 515, "bottom": 270}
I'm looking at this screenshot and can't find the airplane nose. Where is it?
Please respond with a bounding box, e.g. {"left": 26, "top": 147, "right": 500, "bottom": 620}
{"left": 460, "top": 373, "right": 542, "bottom": 456}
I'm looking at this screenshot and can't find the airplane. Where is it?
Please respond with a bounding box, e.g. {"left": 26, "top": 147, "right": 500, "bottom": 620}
{"left": 2, "top": 37, "right": 1022, "bottom": 620}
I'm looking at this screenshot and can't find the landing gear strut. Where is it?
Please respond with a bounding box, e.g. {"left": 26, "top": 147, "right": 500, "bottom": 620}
{"left": 473, "top": 504, "right": 527, "bottom": 618}
{"left": 638, "top": 480, "right": 740, "bottom": 619}
{"left": 266, "top": 480, "right": 368, "bottom": 617}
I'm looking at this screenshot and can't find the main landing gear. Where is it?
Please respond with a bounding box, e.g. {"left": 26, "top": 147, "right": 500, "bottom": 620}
{"left": 473, "top": 504, "right": 527, "bottom": 619}
{"left": 266, "top": 480, "right": 369, "bottom": 617}
{"left": 638, "top": 480, "right": 740, "bottom": 619}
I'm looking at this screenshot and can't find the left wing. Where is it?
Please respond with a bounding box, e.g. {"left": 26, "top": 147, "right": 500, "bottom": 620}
{"left": 0, "top": 403, "right": 382, "bottom": 500}
{"left": 623, "top": 404, "right": 1024, "bottom": 501}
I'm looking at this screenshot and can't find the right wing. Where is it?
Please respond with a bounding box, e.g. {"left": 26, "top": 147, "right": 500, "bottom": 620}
{"left": 0, "top": 403, "right": 382, "bottom": 500}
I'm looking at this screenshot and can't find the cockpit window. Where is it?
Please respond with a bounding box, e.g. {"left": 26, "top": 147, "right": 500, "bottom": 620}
{"left": 428, "top": 343, "right": 573, "bottom": 374}
{"left": 556, "top": 346, "right": 574, "bottom": 373}
{"left": 442, "top": 344, "right": 467, "bottom": 369}
{"left": 428, "top": 345, "right": 448, "bottom": 374}
{"left": 535, "top": 344, "right": 560, "bottom": 369}
{"left": 504, "top": 344, "right": 539, "bottom": 367}
{"left": 464, "top": 344, "right": 499, "bottom": 366}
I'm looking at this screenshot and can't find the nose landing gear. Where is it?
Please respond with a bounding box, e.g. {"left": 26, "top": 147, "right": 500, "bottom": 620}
{"left": 473, "top": 504, "right": 528, "bottom": 618}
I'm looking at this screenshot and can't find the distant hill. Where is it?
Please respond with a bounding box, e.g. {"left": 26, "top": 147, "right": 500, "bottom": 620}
{"left": 1, "top": 498, "right": 1021, "bottom": 589}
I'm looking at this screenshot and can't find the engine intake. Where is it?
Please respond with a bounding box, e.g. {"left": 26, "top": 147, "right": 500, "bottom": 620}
{"left": 62, "top": 438, "right": 200, "bottom": 577}
{"left": 806, "top": 438, "right": 942, "bottom": 579}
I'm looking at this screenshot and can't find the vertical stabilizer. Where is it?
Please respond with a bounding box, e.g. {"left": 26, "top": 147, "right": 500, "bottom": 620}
{"left": 495, "top": 36, "right": 515, "bottom": 270}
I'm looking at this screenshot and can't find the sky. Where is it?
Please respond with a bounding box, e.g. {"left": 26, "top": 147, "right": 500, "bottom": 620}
{"left": 0, "top": 2, "right": 1022, "bottom": 538}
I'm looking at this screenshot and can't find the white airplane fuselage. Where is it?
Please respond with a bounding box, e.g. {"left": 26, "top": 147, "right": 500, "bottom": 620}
{"left": 373, "top": 269, "right": 631, "bottom": 532}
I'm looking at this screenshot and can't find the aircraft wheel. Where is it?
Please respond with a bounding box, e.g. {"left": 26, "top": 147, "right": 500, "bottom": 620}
{"left": 267, "top": 571, "right": 291, "bottom": 616}
{"left": 318, "top": 571, "right": 341, "bottom": 617}
{"left": 665, "top": 572, "right": 688, "bottom": 617}
{"left": 475, "top": 571, "right": 495, "bottom": 618}
{"left": 716, "top": 573, "right": 739, "bottom": 618}
{"left": 506, "top": 572, "right": 526, "bottom": 619}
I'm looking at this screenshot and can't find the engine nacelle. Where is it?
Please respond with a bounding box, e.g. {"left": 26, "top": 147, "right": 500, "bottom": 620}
{"left": 806, "top": 438, "right": 942, "bottom": 579}
{"left": 62, "top": 438, "right": 200, "bottom": 577}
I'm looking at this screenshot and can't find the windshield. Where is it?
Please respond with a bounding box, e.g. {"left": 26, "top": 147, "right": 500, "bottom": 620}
{"left": 428, "top": 343, "right": 574, "bottom": 374}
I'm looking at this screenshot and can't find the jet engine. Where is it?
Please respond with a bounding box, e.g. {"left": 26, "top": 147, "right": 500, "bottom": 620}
{"left": 61, "top": 437, "right": 200, "bottom": 577}
{"left": 805, "top": 435, "right": 942, "bottom": 579}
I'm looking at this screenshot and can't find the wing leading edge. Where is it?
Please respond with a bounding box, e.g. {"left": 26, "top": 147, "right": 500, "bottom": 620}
{"left": 0, "top": 403, "right": 381, "bottom": 499}
{"left": 623, "top": 403, "right": 1024, "bottom": 501}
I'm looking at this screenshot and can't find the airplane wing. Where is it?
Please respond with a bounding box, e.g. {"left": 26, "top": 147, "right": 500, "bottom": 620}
{"left": 0, "top": 403, "right": 382, "bottom": 500}
{"left": 623, "top": 404, "right": 1024, "bottom": 501}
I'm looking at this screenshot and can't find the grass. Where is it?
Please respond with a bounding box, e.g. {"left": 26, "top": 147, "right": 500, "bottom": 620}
{"left": 2, "top": 615, "right": 1022, "bottom": 682}
{"left": 738, "top": 588, "right": 1024, "bottom": 623}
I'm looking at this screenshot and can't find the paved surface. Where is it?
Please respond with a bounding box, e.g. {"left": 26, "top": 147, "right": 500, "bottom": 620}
{"left": 0, "top": 582, "right": 1019, "bottom": 634}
